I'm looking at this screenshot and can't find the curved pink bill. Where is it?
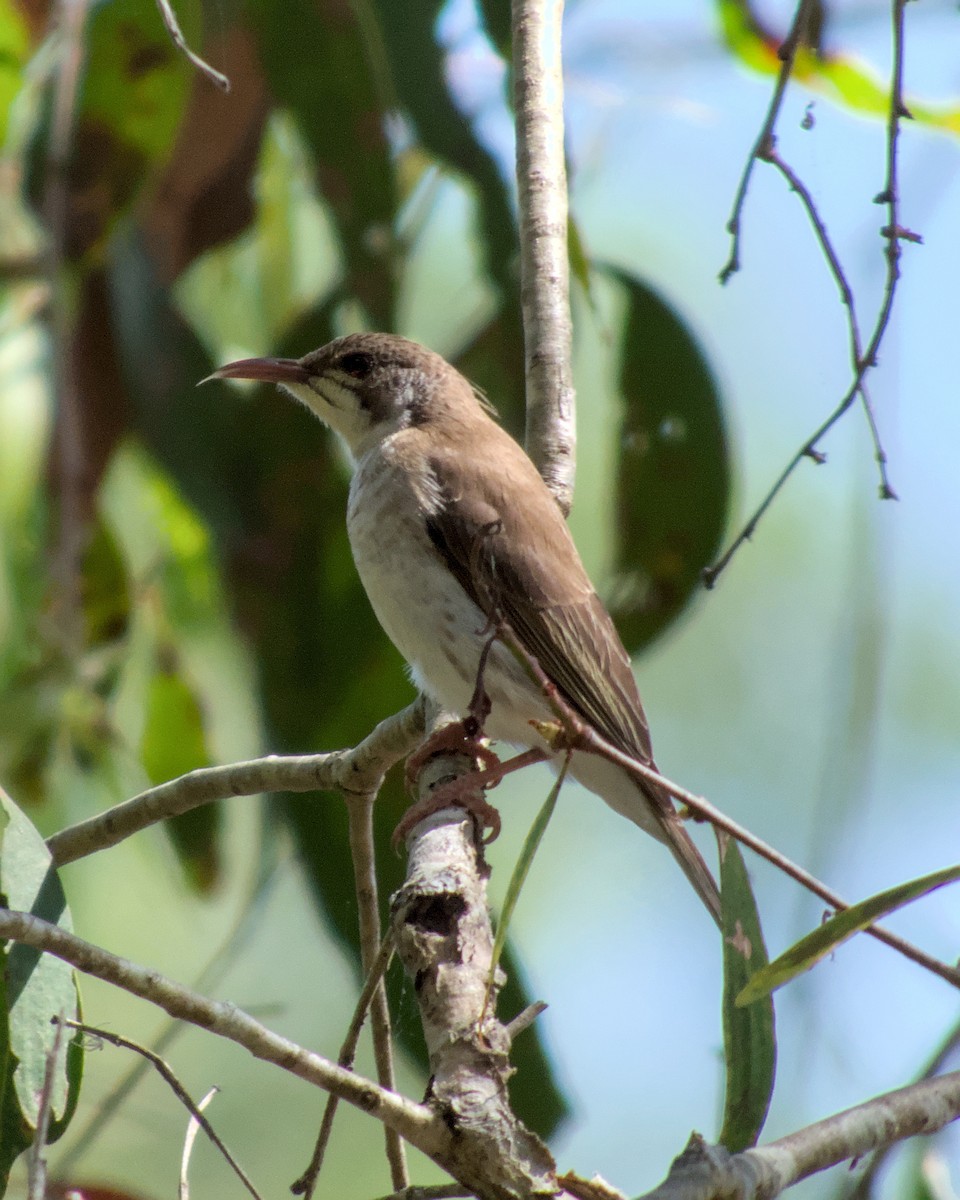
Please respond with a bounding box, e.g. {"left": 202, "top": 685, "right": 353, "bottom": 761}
{"left": 200, "top": 357, "right": 311, "bottom": 386}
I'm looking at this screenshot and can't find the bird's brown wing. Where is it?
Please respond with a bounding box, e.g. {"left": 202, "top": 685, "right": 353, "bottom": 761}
{"left": 423, "top": 426, "right": 722, "bottom": 928}
{"left": 423, "top": 430, "right": 660, "bottom": 782}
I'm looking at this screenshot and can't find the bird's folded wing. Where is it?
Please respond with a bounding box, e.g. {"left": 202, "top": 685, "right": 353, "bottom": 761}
{"left": 423, "top": 441, "right": 662, "bottom": 788}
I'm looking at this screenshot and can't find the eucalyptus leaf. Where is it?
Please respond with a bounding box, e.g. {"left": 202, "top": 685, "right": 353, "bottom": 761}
{"left": 738, "top": 863, "right": 960, "bottom": 1006}
{"left": 0, "top": 788, "right": 83, "bottom": 1190}
{"left": 718, "top": 832, "right": 776, "bottom": 1152}
{"left": 604, "top": 268, "right": 729, "bottom": 654}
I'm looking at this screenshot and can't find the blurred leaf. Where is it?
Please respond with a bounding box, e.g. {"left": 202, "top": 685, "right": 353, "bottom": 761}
{"left": 604, "top": 268, "right": 729, "bottom": 653}
{"left": 0, "top": 787, "right": 83, "bottom": 1189}
{"left": 567, "top": 215, "right": 593, "bottom": 307}
{"left": 477, "top": 0, "right": 511, "bottom": 59}
{"left": 372, "top": 0, "right": 517, "bottom": 300}
{"left": 28, "top": 0, "right": 192, "bottom": 264}
{"left": 80, "top": 516, "right": 130, "bottom": 648}
{"left": 716, "top": 0, "right": 960, "bottom": 135}
{"left": 718, "top": 832, "right": 775, "bottom": 1152}
{"left": 140, "top": 645, "right": 219, "bottom": 892}
{"left": 0, "top": 0, "right": 28, "bottom": 147}
{"left": 454, "top": 308, "right": 526, "bottom": 440}
{"left": 248, "top": 0, "right": 397, "bottom": 323}
{"left": 738, "top": 864, "right": 960, "bottom": 1006}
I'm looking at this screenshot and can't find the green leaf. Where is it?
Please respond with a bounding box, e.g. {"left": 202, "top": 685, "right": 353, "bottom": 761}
{"left": 140, "top": 646, "right": 219, "bottom": 892}
{"left": 715, "top": 0, "right": 960, "bottom": 135}
{"left": 372, "top": 0, "right": 518, "bottom": 301}
{"left": 0, "top": 0, "right": 28, "bottom": 148}
{"left": 0, "top": 788, "right": 83, "bottom": 1189}
{"left": 80, "top": 516, "right": 131, "bottom": 648}
{"left": 738, "top": 864, "right": 960, "bottom": 1006}
{"left": 27, "top": 0, "right": 192, "bottom": 265}
{"left": 248, "top": 0, "right": 398, "bottom": 324}
{"left": 605, "top": 269, "right": 730, "bottom": 654}
{"left": 491, "top": 757, "right": 567, "bottom": 977}
{"left": 718, "top": 833, "right": 775, "bottom": 1152}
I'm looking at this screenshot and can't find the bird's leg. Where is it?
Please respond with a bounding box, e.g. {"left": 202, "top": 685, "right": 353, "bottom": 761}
{"left": 393, "top": 746, "right": 547, "bottom": 850}
{"left": 403, "top": 623, "right": 499, "bottom": 793}
{"left": 396, "top": 624, "right": 545, "bottom": 849}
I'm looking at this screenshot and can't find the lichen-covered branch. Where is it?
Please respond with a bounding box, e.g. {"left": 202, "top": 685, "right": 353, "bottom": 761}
{"left": 47, "top": 699, "right": 425, "bottom": 866}
{"left": 391, "top": 752, "right": 558, "bottom": 1198}
{"left": 513, "top": 0, "right": 575, "bottom": 515}
{"left": 640, "top": 1069, "right": 960, "bottom": 1200}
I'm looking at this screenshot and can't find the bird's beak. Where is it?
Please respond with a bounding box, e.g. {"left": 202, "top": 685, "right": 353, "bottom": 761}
{"left": 199, "top": 357, "right": 312, "bottom": 386}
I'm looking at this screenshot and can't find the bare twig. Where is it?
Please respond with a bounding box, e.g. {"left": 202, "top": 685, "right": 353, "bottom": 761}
{"left": 292, "top": 934, "right": 397, "bottom": 1197}
{"left": 56, "top": 1019, "right": 262, "bottom": 1200}
{"left": 293, "top": 797, "right": 407, "bottom": 1199}
{"left": 707, "top": 0, "right": 916, "bottom": 586}
{"left": 54, "top": 857, "right": 282, "bottom": 1174}
{"left": 760, "top": 147, "right": 893, "bottom": 499}
{"left": 719, "top": 0, "right": 815, "bottom": 284}
{"left": 0, "top": 910, "right": 441, "bottom": 1148}
{"left": 26, "top": 1015, "right": 64, "bottom": 1200}
{"left": 513, "top": 0, "right": 576, "bottom": 514}
{"left": 492, "top": 618, "right": 960, "bottom": 992}
{"left": 47, "top": 699, "right": 425, "bottom": 865}
{"left": 639, "top": 1071, "right": 960, "bottom": 1200}
{"left": 348, "top": 791, "right": 409, "bottom": 1192}
{"left": 179, "top": 1086, "right": 220, "bottom": 1200}
{"left": 153, "top": 0, "right": 230, "bottom": 91}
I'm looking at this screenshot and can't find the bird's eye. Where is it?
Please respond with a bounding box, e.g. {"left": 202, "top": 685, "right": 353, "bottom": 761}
{"left": 339, "top": 351, "right": 373, "bottom": 380}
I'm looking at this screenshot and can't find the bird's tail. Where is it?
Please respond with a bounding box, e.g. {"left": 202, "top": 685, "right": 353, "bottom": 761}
{"left": 660, "top": 811, "right": 722, "bottom": 929}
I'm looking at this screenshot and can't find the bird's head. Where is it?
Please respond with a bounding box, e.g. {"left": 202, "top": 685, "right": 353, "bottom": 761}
{"left": 206, "top": 332, "right": 479, "bottom": 458}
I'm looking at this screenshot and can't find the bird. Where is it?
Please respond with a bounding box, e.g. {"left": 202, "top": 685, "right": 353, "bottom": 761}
{"left": 209, "top": 332, "right": 721, "bottom": 926}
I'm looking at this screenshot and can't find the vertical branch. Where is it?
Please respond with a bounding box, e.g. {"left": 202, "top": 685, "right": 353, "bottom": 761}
{"left": 46, "top": 0, "right": 90, "bottom": 656}
{"left": 512, "top": 0, "right": 575, "bottom": 516}
{"left": 346, "top": 791, "right": 409, "bottom": 1191}
{"left": 391, "top": 753, "right": 557, "bottom": 1198}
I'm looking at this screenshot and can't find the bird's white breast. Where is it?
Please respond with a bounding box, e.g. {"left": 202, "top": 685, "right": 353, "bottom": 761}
{"left": 346, "top": 439, "right": 545, "bottom": 740}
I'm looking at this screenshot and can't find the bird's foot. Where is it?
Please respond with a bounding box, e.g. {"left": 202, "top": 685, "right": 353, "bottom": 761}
{"left": 396, "top": 720, "right": 503, "bottom": 849}
{"left": 403, "top": 720, "right": 501, "bottom": 794}
{"left": 392, "top": 772, "right": 503, "bottom": 850}
{"left": 395, "top": 732, "right": 549, "bottom": 851}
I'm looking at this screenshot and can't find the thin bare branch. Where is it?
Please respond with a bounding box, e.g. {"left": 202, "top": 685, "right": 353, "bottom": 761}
{"left": 640, "top": 1071, "right": 960, "bottom": 1200}
{"left": 47, "top": 699, "right": 425, "bottom": 866}
{"left": 180, "top": 1086, "right": 220, "bottom": 1200}
{"left": 293, "top": 797, "right": 407, "bottom": 1200}
{"left": 492, "top": 618, "right": 960, "bottom": 992}
{"left": 719, "top": 0, "right": 815, "bottom": 284}
{"left": 0, "top": 909, "right": 441, "bottom": 1150}
{"left": 153, "top": 0, "right": 230, "bottom": 91}
{"left": 292, "top": 933, "right": 397, "bottom": 1197}
{"left": 348, "top": 791, "right": 409, "bottom": 1191}
{"left": 707, "top": 0, "right": 916, "bottom": 586}
{"left": 513, "top": 0, "right": 576, "bottom": 514}
{"left": 56, "top": 1019, "right": 261, "bottom": 1200}
{"left": 26, "top": 1015, "right": 63, "bottom": 1200}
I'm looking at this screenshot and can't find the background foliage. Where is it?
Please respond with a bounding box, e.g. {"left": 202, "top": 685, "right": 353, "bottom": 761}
{"left": 1, "top": 0, "right": 959, "bottom": 1196}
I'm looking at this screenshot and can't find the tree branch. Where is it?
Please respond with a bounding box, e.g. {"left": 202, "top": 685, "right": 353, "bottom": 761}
{"left": 46, "top": 699, "right": 425, "bottom": 866}
{"left": 391, "top": 751, "right": 558, "bottom": 1199}
{"left": 640, "top": 1070, "right": 960, "bottom": 1200}
{"left": 0, "top": 908, "right": 475, "bottom": 1172}
{"left": 513, "top": 0, "right": 576, "bottom": 515}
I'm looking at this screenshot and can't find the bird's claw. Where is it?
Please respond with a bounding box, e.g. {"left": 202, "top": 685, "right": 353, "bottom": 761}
{"left": 391, "top": 777, "right": 502, "bottom": 851}
{"left": 403, "top": 720, "right": 500, "bottom": 795}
